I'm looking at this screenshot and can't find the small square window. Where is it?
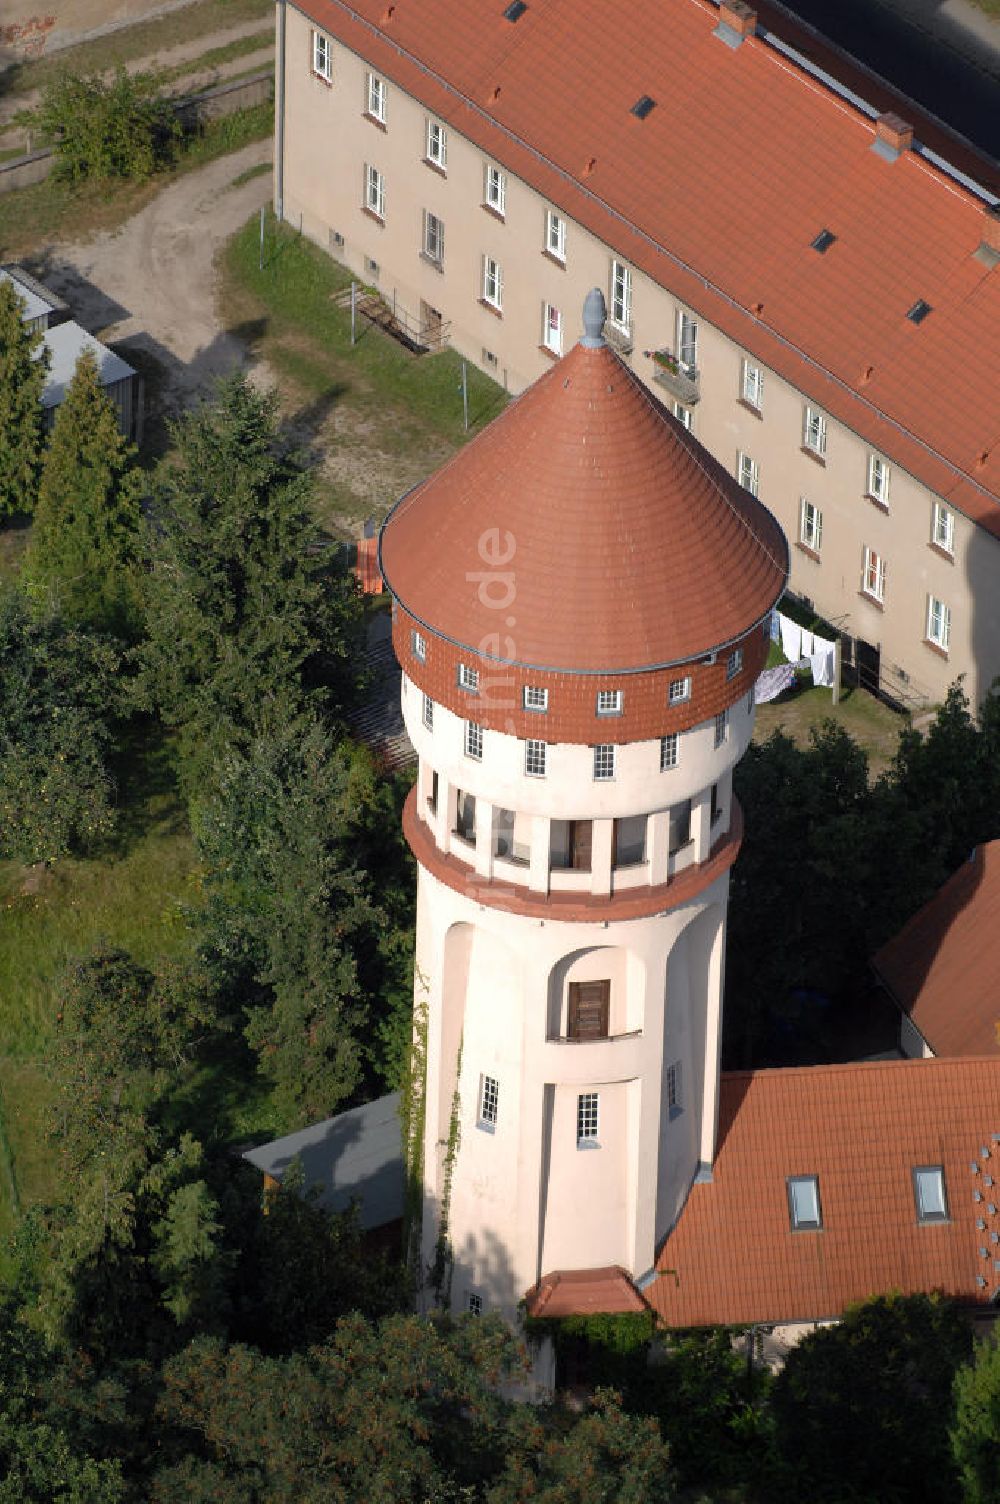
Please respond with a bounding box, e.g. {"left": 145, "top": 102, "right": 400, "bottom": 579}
{"left": 523, "top": 685, "right": 548, "bottom": 712}
{"left": 593, "top": 743, "right": 616, "bottom": 780}
{"left": 482, "top": 256, "right": 503, "bottom": 311}
{"left": 577, "top": 1091, "right": 599, "bottom": 1145}
{"left": 668, "top": 676, "right": 691, "bottom": 704}
{"left": 862, "top": 546, "right": 886, "bottom": 604}
{"left": 610, "top": 259, "right": 632, "bottom": 332}
{"left": 673, "top": 402, "right": 692, "bottom": 431}
{"left": 465, "top": 720, "right": 483, "bottom": 760}
{"left": 867, "top": 453, "right": 890, "bottom": 506}
{"left": 799, "top": 498, "right": 823, "bottom": 553}
{"left": 913, "top": 1165, "right": 948, "bottom": 1222}
{"left": 803, "top": 406, "right": 827, "bottom": 457}
{"left": 932, "top": 503, "right": 955, "bottom": 555}
{"left": 714, "top": 709, "right": 728, "bottom": 748}
{"left": 467, "top": 1291, "right": 483, "bottom": 1315}
{"left": 666, "top": 1060, "right": 682, "bottom": 1116}
{"left": 546, "top": 209, "right": 566, "bottom": 261}
{"left": 741, "top": 358, "right": 763, "bottom": 410}
{"left": 422, "top": 210, "right": 445, "bottom": 265}
{"left": 412, "top": 629, "right": 427, "bottom": 661}
{"left": 927, "top": 595, "right": 951, "bottom": 652}
{"left": 788, "top": 1175, "right": 822, "bottom": 1230}
{"left": 525, "top": 738, "right": 547, "bottom": 777}
{"left": 364, "top": 163, "right": 385, "bottom": 219}
{"left": 367, "top": 72, "right": 386, "bottom": 122}
{"left": 422, "top": 693, "right": 434, "bottom": 730}
{"left": 596, "top": 689, "right": 623, "bottom": 716}
{"left": 479, "top": 1073, "right": 499, "bottom": 1129}
{"left": 426, "top": 119, "right": 448, "bottom": 170}
{"left": 484, "top": 163, "right": 506, "bottom": 215}
{"left": 312, "top": 31, "right": 332, "bottom": 81}
{"left": 738, "top": 451, "right": 759, "bottom": 497}
{"left": 542, "top": 302, "right": 562, "bottom": 355}
{"left": 660, "top": 732, "right": 678, "bottom": 770}
{"left": 726, "top": 648, "right": 743, "bottom": 680}
{"left": 458, "top": 662, "right": 479, "bottom": 694}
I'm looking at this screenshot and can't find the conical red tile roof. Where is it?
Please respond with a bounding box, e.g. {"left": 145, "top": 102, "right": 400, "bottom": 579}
{"left": 380, "top": 333, "right": 788, "bottom": 674}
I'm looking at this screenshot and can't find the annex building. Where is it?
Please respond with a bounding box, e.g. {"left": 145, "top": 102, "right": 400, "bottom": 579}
{"left": 273, "top": 0, "right": 1000, "bottom": 710}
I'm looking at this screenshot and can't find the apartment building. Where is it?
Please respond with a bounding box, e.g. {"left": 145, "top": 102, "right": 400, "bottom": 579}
{"left": 274, "top": 0, "right": 1000, "bottom": 708}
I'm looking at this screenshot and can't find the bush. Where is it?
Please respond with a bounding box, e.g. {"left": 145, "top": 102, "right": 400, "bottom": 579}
{"left": 35, "top": 66, "right": 181, "bottom": 182}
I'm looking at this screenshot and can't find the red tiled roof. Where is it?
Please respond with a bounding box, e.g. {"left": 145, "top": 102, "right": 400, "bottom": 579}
{"left": 380, "top": 340, "right": 788, "bottom": 672}
{"left": 647, "top": 1058, "right": 1000, "bottom": 1328}
{"left": 526, "top": 1265, "right": 650, "bottom": 1319}
{"left": 873, "top": 843, "right": 1000, "bottom": 1058}
{"left": 300, "top": 0, "right": 1000, "bottom": 532}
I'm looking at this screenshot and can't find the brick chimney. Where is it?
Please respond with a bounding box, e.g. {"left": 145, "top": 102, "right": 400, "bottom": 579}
{"left": 872, "top": 112, "right": 913, "bottom": 162}
{"left": 714, "top": 0, "right": 756, "bottom": 47}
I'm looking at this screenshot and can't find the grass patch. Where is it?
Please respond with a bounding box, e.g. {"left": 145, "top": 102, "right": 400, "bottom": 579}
{"left": 0, "top": 100, "right": 273, "bottom": 258}
{"left": 754, "top": 675, "right": 905, "bottom": 775}
{"left": 155, "top": 32, "right": 273, "bottom": 92}
{"left": 228, "top": 159, "right": 271, "bottom": 189}
{"left": 0, "top": 0, "right": 272, "bottom": 105}
{"left": 218, "top": 211, "right": 507, "bottom": 531}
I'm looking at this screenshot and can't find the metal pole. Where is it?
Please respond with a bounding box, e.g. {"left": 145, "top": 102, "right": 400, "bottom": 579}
{"left": 259, "top": 205, "right": 265, "bottom": 272}
{"left": 351, "top": 281, "right": 357, "bottom": 347}
{"left": 274, "top": 0, "right": 286, "bottom": 222}
{"left": 462, "top": 360, "right": 469, "bottom": 432}
{"left": 832, "top": 636, "right": 842, "bottom": 706}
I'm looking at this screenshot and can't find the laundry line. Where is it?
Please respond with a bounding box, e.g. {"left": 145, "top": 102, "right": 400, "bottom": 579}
{"left": 757, "top": 610, "right": 841, "bottom": 704}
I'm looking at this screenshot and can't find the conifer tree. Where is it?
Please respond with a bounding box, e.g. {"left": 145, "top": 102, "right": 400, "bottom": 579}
{"left": 0, "top": 277, "right": 50, "bottom": 518}
{"left": 24, "top": 348, "right": 143, "bottom": 637}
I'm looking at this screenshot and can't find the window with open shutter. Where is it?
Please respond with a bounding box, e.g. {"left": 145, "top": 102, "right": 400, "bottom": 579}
{"left": 567, "top": 980, "right": 610, "bottom": 1040}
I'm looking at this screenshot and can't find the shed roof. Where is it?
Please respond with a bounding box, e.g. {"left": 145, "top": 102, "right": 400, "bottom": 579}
{"left": 1, "top": 266, "right": 52, "bottom": 326}
{"left": 39, "top": 321, "right": 135, "bottom": 409}
{"left": 242, "top": 1091, "right": 404, "bottom": 1229}
{"left": 301, "top": 0, "right": 1000, "bottom": 531}
{"left": 873, "top": 843, "right": 1000, "bottom": 1058}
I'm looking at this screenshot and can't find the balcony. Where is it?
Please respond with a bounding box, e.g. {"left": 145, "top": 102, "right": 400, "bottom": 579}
{"left": 604, "top": 321, "right": 634, "bottom": 356}
{"left": 648, "top": 348, "right": 700, "bottom": 405}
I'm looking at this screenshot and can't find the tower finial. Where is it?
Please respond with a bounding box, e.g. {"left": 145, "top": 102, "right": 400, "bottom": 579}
{"left": 580, "top": 287, "right": 607, "bottom": 347}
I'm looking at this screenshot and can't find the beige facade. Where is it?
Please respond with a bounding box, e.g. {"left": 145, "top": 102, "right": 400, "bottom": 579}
{"left": 277, "top": 0, "right": 1000, "bottom": 710}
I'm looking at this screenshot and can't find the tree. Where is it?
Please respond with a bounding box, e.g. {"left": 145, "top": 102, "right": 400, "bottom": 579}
{"left": 0, "top": 595, "right": 124, "bottom": 862}
{"left": 951, "top": 1333, "right": 1000, "bottom": 1504}
{"left": 771, "top": 1292, "right": 972, "bottom": 1504}
{"left": 34, "top": 66, "right": 180, "bottom": 182}
{"left": 23, "top": 348, "right": 143, "bottom": 637}
{"left": 0, "top": 277, "right": 49, "bottom": 518}
{"left": 141, "top": 377, "right": 365, "bottom": 802}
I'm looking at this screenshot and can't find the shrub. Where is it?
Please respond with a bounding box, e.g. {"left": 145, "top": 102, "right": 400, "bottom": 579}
{"left": 35, "top": 66, "right": 181, "bottom": 182}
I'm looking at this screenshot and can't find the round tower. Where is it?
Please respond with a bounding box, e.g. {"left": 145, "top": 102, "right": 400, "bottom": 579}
{"left": 379, "top": 291, "right": 788, "bottom": 1321}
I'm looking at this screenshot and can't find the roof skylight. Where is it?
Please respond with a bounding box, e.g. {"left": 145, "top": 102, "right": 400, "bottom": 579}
{"left": 631, "top": 95, "right": 656, "bottom": 119}
{"left": 907, "top": 299, "right": 932, "bottom": 324}
{"left": 811, "top": 228, "right": 836, "bottom": 254}
{"left": 503, "top": 0, "right": 527, "bottom": 18}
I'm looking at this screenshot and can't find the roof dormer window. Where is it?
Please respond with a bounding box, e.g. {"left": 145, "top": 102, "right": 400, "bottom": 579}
{"left": 787, "top": 1174, "right": 822, "bottom": 1230}
{"left": 913, "top": 1165, "right": 948, "bottom": 1223}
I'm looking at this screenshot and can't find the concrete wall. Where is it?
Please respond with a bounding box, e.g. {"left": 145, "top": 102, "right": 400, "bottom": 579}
{"left": 279, "top": 4, "right": 1000, "bottom": 708}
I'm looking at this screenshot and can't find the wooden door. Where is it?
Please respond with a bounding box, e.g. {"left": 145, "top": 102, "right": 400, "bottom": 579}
{"left": 569, "top": 819, "right": 592, "bottom": 871}
{"left": 567, "top": 980, "right": 610, "bottom": 1040}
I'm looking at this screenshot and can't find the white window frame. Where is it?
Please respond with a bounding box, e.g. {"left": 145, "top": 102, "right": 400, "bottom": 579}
{"left": 803, "top": 406, "right": 827, "bottom": 457}
{"left": 422, "top": 693, "right": 433, "bottom": 731}
{"left": 673, "top": 402, "right": 693, "bottom": 431}
{"left": 542, "top": 302, "right": 562, "bottom": 355}
{"left": 458, "top": 662, "right": 479, "bottom": 694}
{"left": 422, "top": 210, "right": 444, "bottom": 265}
{"left": 545, "top": 209, "right": 566, "bottom": 261}
{"left": 867, "top": 453, "right": 890, "bottom": 507}
{"left": 932, "top": 503, "right": 955, "bottom": 555}
{"left": 412, "top": 629, "right": 427, "bottom": 661}
{"left": 741, "top": 358, "right": 763, "bottom": 410}
{"left": 577, "top": 1091, "right": 599, "bottom": 1146}
{"left": 861, "top": 546, "right": 886, "bottom": 604}
{"left": 482, "top": 256, "right": 503, "bottom": 311}
{"left": 593, "top": 743, "right": 616, "bottom": 781}
{"left": 737, "top": 451, "right": 759, "bottom": 497}
{"left": 596, "top": 689, "right": 623, "bottom": 717}
{"left": 677, "top": 310, "right": 698, "bottom": 377}
{"left": 524, "top": 738, "right": 547, "bottom": 777}
{"left": 799, "top": 497, "right": 823, "bottom": 553}
{"left": 610, "top": 259, "right": 632, "bottom": 332}
{"left": 478, "top": 1073, "right": 499, "bottom": 1130}
{"left": 312, "top": 31, "right": 332, "bottom": 81}
{"left": 465, "top": 720, "right": 483, "bottom": 760}
{"left": 714, "top": 709, "right": 728, "bottom": 749}
{"left": 926, "top": 595, "right": 951, "bottom": 652}
{"left": 484, "top": 163, "right": 506, "bottom": 215}
{"left": 668, "top": 676, "right": 691, "bottom": 704}
{"left": 366, "top": 72, "right": 386, "bottom": 122}
{"left": 660, "top": 733, "right": 678, "bottom": 770}
{"left": 726, "top": 647, "right": 743, "bottom": 680}
{"left": 425, "top": 118, "right": 447, "bottom": 170}
{"left": 364, "top": 163, "right": 385, "bottom": 220}
{"left": 913, "top": 1165, "right": 948, "bottom": 1223}
{"left": 523, "top": 685, "right": 548, "bottom": 712}
{"left": 787, "top": 1174, "right": 822, "bottom": 1230}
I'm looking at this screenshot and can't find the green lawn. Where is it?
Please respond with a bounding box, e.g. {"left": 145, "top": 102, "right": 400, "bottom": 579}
{"left": 218, "top": 211, "right": 508, "bottom": 533}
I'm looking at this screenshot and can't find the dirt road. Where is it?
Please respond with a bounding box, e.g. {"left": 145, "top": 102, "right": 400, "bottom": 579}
{"left": 29, "top": 139, "right": 274, "bottom": 418}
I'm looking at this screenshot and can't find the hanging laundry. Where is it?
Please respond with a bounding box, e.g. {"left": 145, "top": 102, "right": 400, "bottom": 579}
{"left": 779, "top": 614, "right": 802, "bottom": 663}
{"left": 755, "top": 663, "right": 798, "bottom": 703}
{"left": 809, "top": 638, "right": 836, "bottom": 687}
{"left": 770, "top": 609, "right": 780, "bottom": 642}
{"left": 800, "top": 628, "right": 815, "bottom": 657}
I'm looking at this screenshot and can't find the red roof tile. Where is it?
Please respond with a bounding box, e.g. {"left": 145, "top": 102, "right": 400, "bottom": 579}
{"left": 873, "top": 842, "right": 1000, "bottom": 1058}
{"left": 302, "top": 0, "right": 1000, "bottom": 532}
{"left": 380, "top": 340, "right": 787, "bottom": 672}
{"left": 526, "top": 1266, "right": 650, "bottom": 1319}
{"left": 648, "top": 1058, "right": 1000, "bottom": 1328}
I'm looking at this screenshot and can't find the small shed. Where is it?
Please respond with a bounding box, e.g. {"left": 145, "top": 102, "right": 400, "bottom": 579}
{"left": 1, "top": 263, "right": 69, "bottom": 335}
{"left": 40, "top": 321, "right": 138, "bottom": 440}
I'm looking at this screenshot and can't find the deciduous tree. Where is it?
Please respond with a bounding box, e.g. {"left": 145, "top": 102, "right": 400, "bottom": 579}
{"left": 951, "top": 1332, "right": 1000, "bottom": 1504}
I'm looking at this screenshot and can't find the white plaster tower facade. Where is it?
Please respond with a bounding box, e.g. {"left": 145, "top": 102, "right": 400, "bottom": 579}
{"left": 380, "top": 291, "right": 789, "bottom": 1321}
